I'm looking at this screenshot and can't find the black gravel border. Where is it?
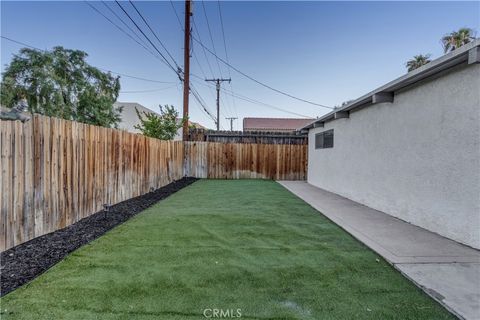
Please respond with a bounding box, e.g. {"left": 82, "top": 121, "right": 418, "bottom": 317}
{"left": 0, "top": 177, "right": 198, "bottom": 297}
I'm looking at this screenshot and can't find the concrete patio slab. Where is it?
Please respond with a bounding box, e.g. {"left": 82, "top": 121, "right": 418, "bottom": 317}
{"left": 279, "top": 181, "right": 480, "bottom": 320}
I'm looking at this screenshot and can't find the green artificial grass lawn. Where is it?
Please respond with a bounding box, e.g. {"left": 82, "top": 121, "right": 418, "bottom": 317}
{"left": 1, "top": 180, "right": 453, "bottom": 320}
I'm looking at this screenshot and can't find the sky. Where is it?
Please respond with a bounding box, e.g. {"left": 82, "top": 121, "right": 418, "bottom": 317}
{"left": 1, "top": 1, "right": 479, "bottom": 130}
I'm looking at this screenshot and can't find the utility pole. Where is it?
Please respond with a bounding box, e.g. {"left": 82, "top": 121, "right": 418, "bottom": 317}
{"left": 182, "top": 0, "right": 192, "bottom": 141}
{"left": 205, "top": 78, "right": 231, "bottom": 131}
{"left": 225, "top": 117, "right": 237, "bottom": 131}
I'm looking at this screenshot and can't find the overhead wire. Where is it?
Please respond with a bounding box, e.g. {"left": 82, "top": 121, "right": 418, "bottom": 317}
{"left": 101, "top": 1, "right": 147, "bottom": 46}
{"left": 190, "top": 84, "right": 216, "bottom": 123}
{"left": 216, "top": 0, "right": 238, "bottom": 120}
{"left": 84, "top": 1, "right": 172, "bottom": 70}
{"left": 169, "top": 0, "right": 183, "bottom": 28}
{"left": 223, "top": 89, "right": 312, "bottom": 118}
{"left": 199, "top": 1, "right": 235, "bottom": 119}
{"left": 196, "top": 79, "right": 312, "bottom": 118}
{"left": 191, "top": 35, "right": 333, "bottom": 109}
{"left": 120, "top": 84, "right": 177, "bottom": 93}
{"left": 99, "top": 70, "right": 175, "bottom": 84}
{"left": 168, "top": 0, "right": 220, "bottom": 124}
{"left": 128, "top": 0, "right": 181, "bottom": 71}
{"left": 0, "top": 35, "right": 175, "bottom": 84}
{"left": 192, "top": 18, "right": 215, "bottom": 79}
{"left": 114, "top": 0, "right": 179, "bottom": 76}
{"left": 191, "top": 84, "right": 224, "bottom": 130}
{"left": 201, "top": 0, "right": 223, "bottom": 77}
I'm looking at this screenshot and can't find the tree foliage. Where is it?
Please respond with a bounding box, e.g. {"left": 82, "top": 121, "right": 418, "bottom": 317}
{"left": 406, "top": 54, "right": 431, "bottom": 72}
{"left": 0, "top": 46, "right": 122, "bottom": 128}
{"left": 134, "top": 105, "right": 185, "bottom": 140}
{"left": 334, "top": 99, "right": 354, "bottom": 110}
{"left": 441, "top": 28, "right": 476, "bottom": 53}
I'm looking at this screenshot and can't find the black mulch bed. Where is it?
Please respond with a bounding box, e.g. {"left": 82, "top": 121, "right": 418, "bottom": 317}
{"left": 0, "top": 177, "right": 198, "bottom": 297}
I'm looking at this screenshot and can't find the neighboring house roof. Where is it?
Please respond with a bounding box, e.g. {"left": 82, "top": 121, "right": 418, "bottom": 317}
{"left": 300, "top": 39, "right": 480, "bottom": 131}
{"left": 243, "top": 117, "right": 314, "bottom": 131}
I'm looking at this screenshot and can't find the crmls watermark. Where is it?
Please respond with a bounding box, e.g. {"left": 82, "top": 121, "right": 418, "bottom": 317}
{"left": 203, "top": 308, "right": 242, "bottom": 318}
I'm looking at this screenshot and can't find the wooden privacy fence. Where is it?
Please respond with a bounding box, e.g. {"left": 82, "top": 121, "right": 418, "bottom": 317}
{"left": 184, "top": 141, "right": 306, "bottom": 180}
{"left": 0, "top": 115, "right": 184, "bottom": 251}
{"left": 0, "top": 115, "right": 307, "bottom": 251}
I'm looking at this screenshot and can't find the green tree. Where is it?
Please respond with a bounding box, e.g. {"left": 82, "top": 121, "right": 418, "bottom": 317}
{"left": 134, "top": 105, "right": 185, "bottom": 140}
{"left": 406, "top": 54, "right": 431, "bottom": 72}
{"left": 334, "top": 99, "right": 354, "bottom": 110}
{"left": 441, "top": 28, "right": 476, "bottom": 53}
{"left": 0, "top": 46, "right": 122, "bottom": 128}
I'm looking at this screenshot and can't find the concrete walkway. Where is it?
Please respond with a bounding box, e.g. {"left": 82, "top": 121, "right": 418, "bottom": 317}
{"left": 279, "top": 181, "right": 480, "bottom": 320}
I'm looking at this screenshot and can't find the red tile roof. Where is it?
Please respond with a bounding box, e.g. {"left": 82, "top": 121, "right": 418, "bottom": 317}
{"left": 243, "top": 117, "right": 314, "bottom": 131}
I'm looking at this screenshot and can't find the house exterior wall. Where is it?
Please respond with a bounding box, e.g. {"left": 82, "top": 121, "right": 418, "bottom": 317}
{"left": 115, "top": 102, "right": 160, "bottom": 134}
{"left": 307, "top": 64, "right": 480, "bottom": 249}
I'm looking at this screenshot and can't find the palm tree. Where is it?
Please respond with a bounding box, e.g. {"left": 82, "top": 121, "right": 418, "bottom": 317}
{"left": 441, "top": 28, "right": 476, "bottom": 53}
{"left": 406, "top": 54, "right": 431, "bottom": 72}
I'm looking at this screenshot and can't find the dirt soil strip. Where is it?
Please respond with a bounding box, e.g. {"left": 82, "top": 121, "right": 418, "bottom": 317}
{"left": 0, "top": 177, "right": 198, "bottom": 297}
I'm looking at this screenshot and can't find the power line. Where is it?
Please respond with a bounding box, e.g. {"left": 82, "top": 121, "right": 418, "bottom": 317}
{"left": 168, "top": 0, "right": 220, "bottom": 119}
{"left": 191, "top": 35, "right": 333, "bottom": 109}
{"left": 165, "top": 4, "right": 218, "bottom": 128}
{"left": 191, "top": 86, "right": 215, "bottom": 121}
{"left": 192, "top": 18, "right": 215, "bottom": 78}
{"left": 120, "top": 84, "right": 177, "bottom": 93}
{"left": 192, "top": 18, "right": 234, "bottom": 119}
{"left": 84, "top": 1, "right": 171, "bottom": 69}
{"left": 190, "top": 85, "right": 211, "bottom": 115}
{"left": 225, "top": 89, "right": 312, "bottom": 118}
{"left": 190, "top": 68, "right": 220, "bottom": 107}
{"left": 101, "top": 1, "right": 147, "bottom": 46}
{"left": 205, "top": 78, "right": 231, "bottom": 131}
{"left": 199, "top": 1, "right": 235, "bottom": 118}
{"left": 100, "top": 70, "right": 175, "bottom": 84}
{"left": 183, "top": 20, "right": 209, "bottom": 88}
{"left": 169, "top": 0, "right": 183, "bottom": 29}
{"left": 1, "top": 35, "right": 175, "bottom": 84}
{"left": 192, "top": 49, "right": 207, "bottom": 80}
{"left": 128, "top": 0, "right": 180, "bottom": 70}
{"left": 190, "top": 84, "right": 216, "bottom": 122}
{"left": 225, "top": 89, "right": 311, "bottom": 118}
{"left": 217, "top": 0, "right": 238, "bottom": 118}
{"left": 192, "top": 49, "right": 217, "bottom": 100}
{"left": 197, "top": 79, "right": 312, "bottom": 118}
{"left": 1, "top": 36, "right": 43, "bottom": 51}
{"left": 201, "top": 0, "right": 223, "bottom": 77}
{"left": 217, "top": 1, "right": 230, "bottom": 67}
{"left": 114, "top": 0, "right": 179, "bottom": 76}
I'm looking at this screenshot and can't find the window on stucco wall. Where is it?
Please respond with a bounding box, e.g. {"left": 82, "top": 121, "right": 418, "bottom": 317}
{"left": 315, "top": 129, "right": 334, "bottom": 149}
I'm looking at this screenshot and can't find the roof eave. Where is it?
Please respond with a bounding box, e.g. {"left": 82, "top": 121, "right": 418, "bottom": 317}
{"left": 299, "top": 39, "right": 480, "bottom": 131}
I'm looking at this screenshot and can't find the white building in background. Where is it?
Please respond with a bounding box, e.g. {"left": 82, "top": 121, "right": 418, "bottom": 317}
{"left": 114, "top": 102, "right": 159, "bottom": 134}
{"left": 114, "top": 102, "right": 205, "bottom": 140}
{"left": 300, "top": 40, "right": 480, "bottom": 249}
